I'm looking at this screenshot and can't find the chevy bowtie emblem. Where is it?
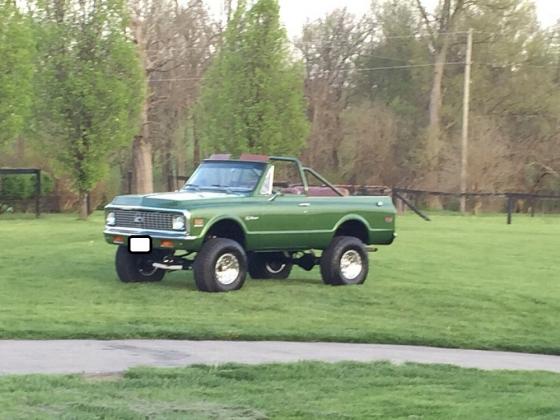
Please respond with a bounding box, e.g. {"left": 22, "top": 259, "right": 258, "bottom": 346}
{"left": 134, "top": 213, "right": 144, "bottom": 223}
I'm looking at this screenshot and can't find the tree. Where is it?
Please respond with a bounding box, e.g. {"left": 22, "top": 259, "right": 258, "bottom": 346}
{"left": 415, "top": 0, "right": 468, "bottom": 185}
{"left": 442, "top": 0, "right": 560, "bottom": 195}
{"left": 353, "top": 0, "right": 430, "bottom": 183}
{"left": 34, "top": 0, "right": 144, "bottom": 219}
{"left": 129, "top": 0, "right": 218, "bottom": 192}
{"left": 196, "top": 0, "right": 309, "bottom": 156}
{"left": 339, "top": 102, "right": 399, "bottom": 185}
{"left": 0, "top": 0, "right": 34, "bottom": 147}
{"left": 297, "top": 8, "right": 374, "bottom": 175}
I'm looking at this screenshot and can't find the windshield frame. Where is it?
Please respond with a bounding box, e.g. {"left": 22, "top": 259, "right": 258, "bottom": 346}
{"left": 182, "top": 160, "right": 268, "bottom": 194}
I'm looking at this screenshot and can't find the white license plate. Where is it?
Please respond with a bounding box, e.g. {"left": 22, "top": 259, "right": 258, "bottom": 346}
{"left": 128, "top": 236, "right": 152, "bottom": 253}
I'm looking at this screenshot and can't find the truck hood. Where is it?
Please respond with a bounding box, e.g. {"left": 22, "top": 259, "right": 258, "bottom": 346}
{"left": 108, "top": 190, "right": 247, "bottom": 210}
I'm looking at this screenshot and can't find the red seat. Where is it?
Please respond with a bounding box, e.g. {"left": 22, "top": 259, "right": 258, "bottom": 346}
{"left": 280, "top": 186, "right": 349, "bottom": 196}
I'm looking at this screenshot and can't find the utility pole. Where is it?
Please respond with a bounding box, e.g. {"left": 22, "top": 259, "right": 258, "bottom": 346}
{"left": 460, "top": 28, "right": 473, "bottom": 214}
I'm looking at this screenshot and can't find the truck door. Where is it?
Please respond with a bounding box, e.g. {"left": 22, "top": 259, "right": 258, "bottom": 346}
{"left": 245, "top": 160, "right": 314, "bottom": 250}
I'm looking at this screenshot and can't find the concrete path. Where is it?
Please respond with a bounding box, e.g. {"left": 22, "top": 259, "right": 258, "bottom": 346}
{"left": 1, "top": 340, "right": 560, "bottom": 375}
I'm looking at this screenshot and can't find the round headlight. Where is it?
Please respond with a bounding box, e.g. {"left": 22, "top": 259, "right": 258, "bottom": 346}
{"left": 172, "top": 215, "right": 185, "bottom": 230}
{"left": 106, "top": 211, "right": 116, "bottom": 226}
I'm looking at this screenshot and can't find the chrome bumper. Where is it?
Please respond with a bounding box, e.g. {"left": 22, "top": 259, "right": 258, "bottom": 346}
{"left": 104, "top": 226, "right": 198, "bottom": 240}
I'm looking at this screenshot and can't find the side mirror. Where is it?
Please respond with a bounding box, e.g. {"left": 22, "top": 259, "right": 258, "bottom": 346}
{"left": 268, "top": 190, "right": 283, "bottom": 202}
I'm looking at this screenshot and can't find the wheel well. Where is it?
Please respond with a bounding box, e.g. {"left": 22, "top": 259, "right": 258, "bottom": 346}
{"left": 334, "top": 220, "right": 369, "bottom": 243}
{"left": 205, "top": 219, "right": 246, "bottom": 248}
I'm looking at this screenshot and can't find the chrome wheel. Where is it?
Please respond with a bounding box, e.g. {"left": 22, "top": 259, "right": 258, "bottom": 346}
{"left": 215, "top": 253, "right": 240, "bottom": 285}
{"left": 340, "top": 250, "right": 362, "bottom": 280}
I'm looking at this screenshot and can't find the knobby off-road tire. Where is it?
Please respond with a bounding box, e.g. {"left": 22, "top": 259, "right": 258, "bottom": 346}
{"left": 193, "top": 238, "right": 247, "bottom": 292}
{"left": 115, "top": 245, "right": 167, "bottom": 283}
{"left": 248, "top": 252, "right": 293, "bottom": 279}
{"left": 320, "top": 236, "right": 369, "bottom": 286}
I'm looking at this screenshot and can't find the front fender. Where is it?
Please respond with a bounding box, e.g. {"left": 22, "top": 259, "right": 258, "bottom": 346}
{"left": 198, "top": 214, "right": 248, "bottom": 239}
{"left": 333, "top": 214, "right": 372, "bottom": 232}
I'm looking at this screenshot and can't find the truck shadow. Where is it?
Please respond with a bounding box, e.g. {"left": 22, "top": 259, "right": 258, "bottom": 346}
{"left": 146, "top": 272, "right": 323, "bottom": 291}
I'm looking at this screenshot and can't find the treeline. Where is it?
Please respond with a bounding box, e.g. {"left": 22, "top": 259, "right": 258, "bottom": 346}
{"left": 1, "top": 0, "right": 559, "bottom": 217}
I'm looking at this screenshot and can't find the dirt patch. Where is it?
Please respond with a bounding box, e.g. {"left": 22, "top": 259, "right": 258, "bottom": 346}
{"left": 81, "top": 372, "right": 124, "bottom": 382}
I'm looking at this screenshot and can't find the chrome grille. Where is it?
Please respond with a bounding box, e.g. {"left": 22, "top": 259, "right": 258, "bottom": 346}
{"left": 112, "top": 209, "right": 183, "bottom": 231}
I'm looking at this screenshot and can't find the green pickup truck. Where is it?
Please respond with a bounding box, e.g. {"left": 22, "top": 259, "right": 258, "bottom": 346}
{"left": 104, "top": 154, "right": 396, "bottom": 292}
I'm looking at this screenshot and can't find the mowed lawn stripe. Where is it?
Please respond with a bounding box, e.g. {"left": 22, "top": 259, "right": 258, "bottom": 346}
{"left": 1, "top": 362, "right": 560, "bottom": 419}
{"left": 0, "top": 212, "right": 558, "bottom": 354}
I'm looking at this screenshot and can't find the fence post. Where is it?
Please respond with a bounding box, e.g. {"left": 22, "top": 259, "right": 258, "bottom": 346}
{"left": 35, "top": 169, "right": 41, "bottom": 218}
{"left": 506, "top": 194, "right": 513, "bottom": 225}
{"left": 86, "top": 193, "right": 91, "bottom": 215}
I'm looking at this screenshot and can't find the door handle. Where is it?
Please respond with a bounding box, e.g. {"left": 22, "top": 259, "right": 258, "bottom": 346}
{"left": 298, "top": 202, "right": 311, "bottom": 207}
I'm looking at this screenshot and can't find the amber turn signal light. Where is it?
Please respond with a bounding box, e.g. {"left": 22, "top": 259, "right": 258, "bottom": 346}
{"left": 193, "top": 218, "right": 205, "bottom": 228}
{"left": 113, "top": 235, "right": 125, "bottom": 244}
{"left": 160, "top": 240, "right": 174, "bottom": 248}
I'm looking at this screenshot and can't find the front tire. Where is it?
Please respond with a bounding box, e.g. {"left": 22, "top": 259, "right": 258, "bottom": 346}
{"left": 249, "top": 252, "right": 293, "bottom": 279}
{"left": 115, "top": 246, "right": 167, "bottom": 283}
{"left": 320, "top": 236, "right": 368, "bottom": 286}
{"left": 193, "top": 238, "right": 247, "bottom": 292}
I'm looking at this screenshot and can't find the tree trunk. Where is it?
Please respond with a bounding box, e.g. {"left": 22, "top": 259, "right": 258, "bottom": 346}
{"left": 16, "top": 136, "right": 25, "bottom": 161}
{"left": 132, "top": 137, "right": 153, "bottom": 194}
{"left": 423, "top": 36, "right": 451, "bottom": 209}
{"left": 304, "top": 89, "right": 324, "bottom": 169}
{"left": 132, "top": 101, "right": 153, "bottom": 194}
{"left": 163, "top": 145, "right": 173, "bottom": 191}
{"left": 193, "top": 115, "right": 201, "bottom": 166}
{"left": 78, "top": 191, "right": 88, "bottom": 220}
{"left": 130, "top": 12, "right": 153, "bottom": 195}
{"left": 426, "top": 37, "right": 450, "bottom": 172}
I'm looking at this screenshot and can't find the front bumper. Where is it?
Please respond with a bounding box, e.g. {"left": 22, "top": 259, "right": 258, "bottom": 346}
{"left": 104, "top": 226, "right": 201, "bottom": 250}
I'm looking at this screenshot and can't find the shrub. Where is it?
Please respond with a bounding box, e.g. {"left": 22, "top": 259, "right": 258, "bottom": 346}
{"left": 0, "top": 173, "right": 54, "bottom": 199}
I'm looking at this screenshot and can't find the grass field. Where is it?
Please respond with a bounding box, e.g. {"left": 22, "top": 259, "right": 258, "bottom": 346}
{"left": 0, "top": 212, "right": 559, "bottom": 353}
{"left": 2, "top": 362, "right": 560, "bottom": 419}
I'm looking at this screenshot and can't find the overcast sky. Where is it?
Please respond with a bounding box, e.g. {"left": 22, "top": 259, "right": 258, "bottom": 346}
{"left": 205, "top": 0, "right": 560, "bottom": 37}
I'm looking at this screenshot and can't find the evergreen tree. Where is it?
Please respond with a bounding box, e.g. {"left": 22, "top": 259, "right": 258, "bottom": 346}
{"left": 33, "top": 0, "right": 144, "bottom": 218}
{"left": 196, "top": 0, "right": 308, "bottom": 156}
{"left": 0, "top": 0, "right": 34, "bottom": 147}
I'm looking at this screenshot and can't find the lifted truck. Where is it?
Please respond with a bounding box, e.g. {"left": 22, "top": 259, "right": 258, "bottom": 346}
{"left": 104, "top": 154, "right": 396, "bottom": 292}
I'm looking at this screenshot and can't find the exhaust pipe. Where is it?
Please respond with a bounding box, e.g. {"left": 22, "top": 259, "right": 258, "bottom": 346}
{"left": 153, "top": 262, "right": 183, "bottom": 271}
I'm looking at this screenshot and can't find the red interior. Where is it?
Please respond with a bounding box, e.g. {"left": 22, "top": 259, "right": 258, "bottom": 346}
{"left": 281, "top": 186, "right": 349, "bottom": 196}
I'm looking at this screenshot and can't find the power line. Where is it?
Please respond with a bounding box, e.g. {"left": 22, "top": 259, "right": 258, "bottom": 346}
{"left": 353, "top": 61, "right": 465, "bottom": 72}
{"left": 384, "top": 31, "right": 469, "bottom": 40}
{"left": 292, "top": 31, "right": 469, "bottom": 46}
{"left": 475, "top": 62, "right": 560, "bottom": 69}
{"left": 147, "top": 60, "right": 560, "bottom": 83}
{"left": 148, "top": 62, "right": 463, "bottom": 82}
{"left": 353, "top": 54, "right": 410, "bottom": 63}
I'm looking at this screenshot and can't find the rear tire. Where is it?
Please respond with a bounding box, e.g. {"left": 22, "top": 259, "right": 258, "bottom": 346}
{"left": 320, "top": 236, "right": 368, "bottom": 286}
{"left": 115, "top": 246, "right": 167, "bottom": 283}
{"left": 249, "top": 252, "right": 293, "bottom": 279}
{"left": 193, "top": 238, "right": 247, "bottom": 292}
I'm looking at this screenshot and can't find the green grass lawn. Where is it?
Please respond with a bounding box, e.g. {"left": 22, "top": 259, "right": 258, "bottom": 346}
{"left": 0, "top": 212, "right": 559, "bottom": 353}
{"left": 2, "top": 362, "right": 560, "bottom": 419}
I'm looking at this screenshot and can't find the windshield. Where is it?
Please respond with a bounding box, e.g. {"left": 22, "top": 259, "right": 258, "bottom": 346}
{"left": 183, "top": 161, "right": 265, "bottom": 193}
